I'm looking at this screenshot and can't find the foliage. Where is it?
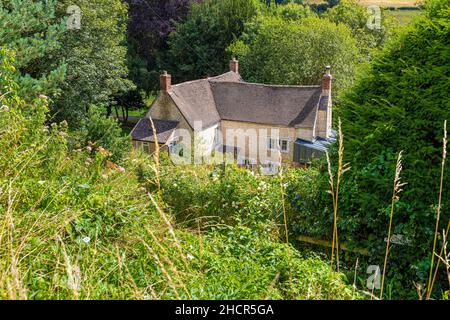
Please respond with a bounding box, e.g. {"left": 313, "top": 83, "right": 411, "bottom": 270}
{"left": 323, "top": 0, "right": 394, "bottom": 60}
{"left": 229, "top": 15, "right": 359, "bottom": 92}
{"left": 165, "top": 0, "right": 259, "bottom": 82}
{"left": 72, "top": 111, "right": 132, "bottom": 163}
{"left": 316, "top": 0, "right": 449, "bottom": 298}
{"left": 125, "top": 0, "right": 194, "bottom": 93}
{"left": 53, "top": 0, "right": 134, "bottom": 125}
{"left": 0, "top": 0, "right": 66, "bottom": 98}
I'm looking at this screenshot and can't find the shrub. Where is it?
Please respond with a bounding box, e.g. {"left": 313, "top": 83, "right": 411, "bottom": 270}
{"left": 73, "top": 111, "right": 132, "bottom": 163}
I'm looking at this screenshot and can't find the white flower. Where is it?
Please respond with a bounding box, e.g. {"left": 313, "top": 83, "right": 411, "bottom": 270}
{"left": 38, "top": 180, "right": 46, "bottom": 185}
{"left": 187, "top": 253, "right": 195, "bottom": 261}
{"left": 82, "top": 236, "right": 91, "bottom": 244}
{"left": 86, "top": 146, "right": 92, "bottom": 152}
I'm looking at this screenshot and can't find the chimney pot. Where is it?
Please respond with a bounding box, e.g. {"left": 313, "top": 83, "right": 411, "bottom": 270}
{"left": 322, "top": 66, "right": 332, "bottom": 93}
{"left": 160, "top": 71, "right": 172, "bottom": 91}
{"left": 230, "top": 58, "right": 239, "bottom": 73}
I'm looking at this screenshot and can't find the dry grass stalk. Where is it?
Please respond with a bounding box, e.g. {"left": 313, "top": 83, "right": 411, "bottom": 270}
{"left": 435, "top": 230, "right": 450, "bottom": 287}
{"left": 148, "top": 193, "right": 189, "bottom": 270}
{"left": 149, "top": 117, "right": 161, "bottom": 193}
{"left": 326, "top": 119, "right": 350, "bottom": 274}
{"left": 427, "top": 120, "right": 447, "bottom": 299}
{"left": 2, "top": 180, "right": 27, "bottom": 300}
{"left": 380, "top": 150, "right": 406, "bottom": 299}
{"left": 59, "top": 239, "right": 80, "bottom": 300}
{"left": 140, "top": 238, "right": 181, "bottom": 300}
{"left": 145, "top": 226, "right": 192, "bottom": 299}
{"left": 264, "top": 272, "right": 280, "bottom": 300}
{"left": 277, "top": 150, "right": 294, "bottom": 299}
{"left": 352, "top": 258, "right": 359, "bottom": 299}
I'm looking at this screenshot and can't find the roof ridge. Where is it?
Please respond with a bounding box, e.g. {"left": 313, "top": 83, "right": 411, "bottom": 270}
{"left": 171, "top": 71, "right": 241, "bottom": 88}
{"left": 210, "top": 81, "right": 321, "bottom": 89}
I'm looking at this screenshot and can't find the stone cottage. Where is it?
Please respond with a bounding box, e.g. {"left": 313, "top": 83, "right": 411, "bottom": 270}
{"left": 131, "top": 59, "right": 335, "bottom": 167}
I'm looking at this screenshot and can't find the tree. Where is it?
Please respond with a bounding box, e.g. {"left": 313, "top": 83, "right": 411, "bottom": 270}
{"left": 323, "top": 0, "right": 393, "bottom": 60}
{"left": 53, "top": 0, "right": 134, "bottom": 124}
{"left": 0, "top": 0, "right": 66, "bottom": 99}
{"left": 229, "top": 15, "right": 359, "bottom": 92}
{"left": 125, "top": 0, "right": 194, "bottom": 93}
{"left": 165, "top": 0, "right": 259, "bottom": 82}
{"left": 328, "top": 0, "right": 449, "bottom": 295}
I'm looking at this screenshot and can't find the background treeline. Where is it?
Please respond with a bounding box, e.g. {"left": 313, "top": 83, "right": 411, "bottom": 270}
{"left": 0, "top": 0, "right": 394, "bottom": 156}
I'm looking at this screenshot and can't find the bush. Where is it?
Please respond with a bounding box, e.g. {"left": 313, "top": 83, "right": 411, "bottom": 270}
{"left": 73, "top": 112, "right": 132, "bottom": 163}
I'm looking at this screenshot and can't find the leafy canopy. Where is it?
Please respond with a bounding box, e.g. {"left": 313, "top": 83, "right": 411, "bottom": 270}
{"left": 229, "top": 15, "right": 359, "bottom": 91}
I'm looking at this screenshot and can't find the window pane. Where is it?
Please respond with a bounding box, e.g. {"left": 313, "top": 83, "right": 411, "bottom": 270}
{"left": 143, "top": 142, "right": 150, "bottom": 153}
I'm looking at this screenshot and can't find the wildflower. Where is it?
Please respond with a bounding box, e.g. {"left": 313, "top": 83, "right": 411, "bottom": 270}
{"left": 117, "top": 166, "right": 126, "bottom": 173}
{"left": 82, "top": 236, "right": 91, "bottom": 244}
{"left": 86, "top": 146, "right": 92, "bottom": 152}
{"left": 38, "top": 180, "right": 46, "bottom": 185}
{"left": 187, "top": 253, "right": 195, "bottom": 261}
{"left": 39, "top": 94, "right": 48, "bottom": 100}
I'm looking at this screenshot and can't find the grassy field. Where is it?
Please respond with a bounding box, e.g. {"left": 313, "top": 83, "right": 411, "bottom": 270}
{"left": 305, "top": 0, "right": 419, "bottom": 6}
{"left": 388, "top": 8, "right": 421, "bottom": 24}
{"left": 357, "top": 0, "right": 419, "bottom": 6}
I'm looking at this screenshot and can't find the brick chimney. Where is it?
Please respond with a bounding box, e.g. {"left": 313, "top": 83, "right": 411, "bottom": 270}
{"left": 322, "top": 66, "right": 332, "bottom": 95}
{"left": 160, "top": 71, "right": 172, "bottom": 92}
{"left": 230, "top": 58, "right": 239, "bottom": 73}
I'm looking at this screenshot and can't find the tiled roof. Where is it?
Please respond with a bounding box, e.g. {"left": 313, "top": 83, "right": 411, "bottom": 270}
{"left": 131, "top": 118, "right": 178, "bottom": 143}
{"left": 211, "top": 82, "right": 321, "bottom": 128}
{"left": 168, "top": 71, "right": 242, "bottom": 129}
{"left": 165, "top": 71, "right": 323, "bottom": 128}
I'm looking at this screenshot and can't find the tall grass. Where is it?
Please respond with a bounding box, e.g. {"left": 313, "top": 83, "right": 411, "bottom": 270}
{"left": 326, "top": 119, "right": 350, "bottom": 274}
{"left": 380, "top": 151, "right": 406, "bottom": 299}
{"left": 427, "top": 120, "right": 448, "bottom": 299}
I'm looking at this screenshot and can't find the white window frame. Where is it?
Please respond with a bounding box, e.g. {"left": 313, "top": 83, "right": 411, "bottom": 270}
{"left": 262, "top": 161, "right": 280, "bottom": 175}
{"left": 267, "top": 137, "right": 289, "bottom": 153}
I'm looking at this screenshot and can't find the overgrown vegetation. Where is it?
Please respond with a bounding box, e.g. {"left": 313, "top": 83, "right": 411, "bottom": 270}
{"left": 0, "top": 49, "right": 357, "bottom": 299}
